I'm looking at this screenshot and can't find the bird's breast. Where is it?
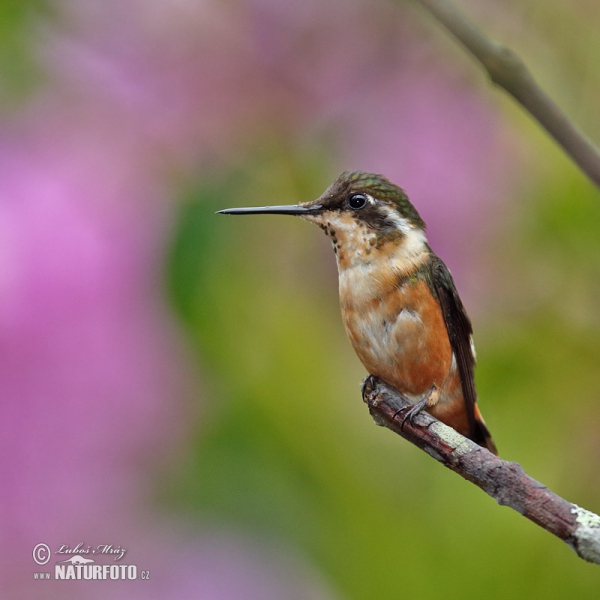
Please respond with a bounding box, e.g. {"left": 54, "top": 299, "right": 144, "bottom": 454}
{"left": 339, "top": 268, "right": 454, "bottom": 396}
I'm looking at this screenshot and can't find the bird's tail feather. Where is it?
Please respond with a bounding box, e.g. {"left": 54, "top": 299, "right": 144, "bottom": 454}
{"left": 473, "top": 404, "right": 498, "bottom": 456}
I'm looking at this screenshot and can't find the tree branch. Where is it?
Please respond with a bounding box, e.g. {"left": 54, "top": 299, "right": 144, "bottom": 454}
{"left": 411, "top": 0, "right": 600, "bottom": 189}
{"left": 363, "top": 376, "right": 600, "bottom": 564}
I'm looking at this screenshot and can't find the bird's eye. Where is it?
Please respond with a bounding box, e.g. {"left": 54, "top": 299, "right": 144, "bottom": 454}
{"left": 347, "top": 193, "right": 368, "bottom": 210}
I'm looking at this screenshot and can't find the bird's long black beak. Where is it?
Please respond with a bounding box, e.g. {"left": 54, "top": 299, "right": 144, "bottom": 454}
{"left": 217, "top": 204, "right": 322, "bottom": 216}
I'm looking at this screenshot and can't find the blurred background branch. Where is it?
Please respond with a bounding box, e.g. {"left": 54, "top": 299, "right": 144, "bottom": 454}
{"left": 412, "top": 0, "right": 600, "bottom": 188}
{"left": 364, "top": 377, "right": 600, "bottom": 565}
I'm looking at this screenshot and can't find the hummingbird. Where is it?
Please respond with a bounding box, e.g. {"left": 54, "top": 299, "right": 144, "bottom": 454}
{"left": 218, "top": 171, "right": 497, "bottom": 454}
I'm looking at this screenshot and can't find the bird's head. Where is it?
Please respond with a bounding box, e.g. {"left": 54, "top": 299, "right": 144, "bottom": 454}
{"left": 218, "top": 171, "right": 428, "bottom": 269}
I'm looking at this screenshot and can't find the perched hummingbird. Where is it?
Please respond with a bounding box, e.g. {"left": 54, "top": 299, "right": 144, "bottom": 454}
{"left": 218, "top": 171, "right": 497, "bottom": 454}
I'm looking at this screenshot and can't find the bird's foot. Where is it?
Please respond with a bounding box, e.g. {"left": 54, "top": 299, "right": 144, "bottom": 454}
{"left": 392, "top": 385, "right": 438, "bottom": 430}
{"left": 361, "top": 374, "right": 379, "bottom": 401}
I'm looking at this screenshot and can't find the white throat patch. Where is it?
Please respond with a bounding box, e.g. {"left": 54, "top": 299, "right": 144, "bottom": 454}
{"left": 303, "top": 206, "right": 430, "bottom": 302}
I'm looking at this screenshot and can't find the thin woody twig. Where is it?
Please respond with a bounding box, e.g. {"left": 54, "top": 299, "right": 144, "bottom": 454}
{"left": 363, "top": 376, "right": 600, "bottom": 564}
{"left": 411, "top": 0, "right": 600, "bottom": 189}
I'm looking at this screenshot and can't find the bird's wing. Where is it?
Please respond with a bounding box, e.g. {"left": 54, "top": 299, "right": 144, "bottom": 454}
{"left": 428, "top": 256, "right": 477, "bottom": 439}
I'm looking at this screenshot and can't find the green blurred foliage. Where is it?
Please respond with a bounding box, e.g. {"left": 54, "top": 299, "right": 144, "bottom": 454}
{"left": 161, "top": 146, "right": 600, "bottom": 599}
{"left": 0, "top": 0, "right": 51, "bottom": 105}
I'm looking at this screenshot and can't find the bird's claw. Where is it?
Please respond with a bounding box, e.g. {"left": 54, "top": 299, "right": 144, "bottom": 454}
{"left": 392, "top": 395, "right": 430, "bottom": 430}
{"left": 361, "top": 374, "right": 379, "bottom": 401}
